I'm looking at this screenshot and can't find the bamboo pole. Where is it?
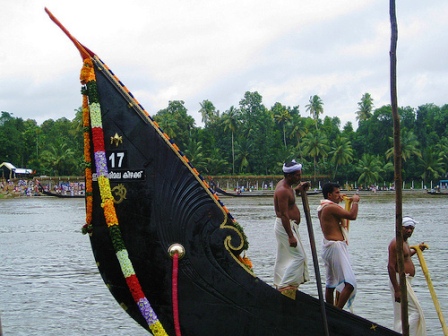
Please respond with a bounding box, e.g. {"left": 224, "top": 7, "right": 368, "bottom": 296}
{"left": 411, "top": 244, "right": 448, "bottom": 335}
{"left": 389, "top": 1, "right": 409, "bottom": 335}
{"left": 300, "top": 191, "right": 329, "bottom": 336}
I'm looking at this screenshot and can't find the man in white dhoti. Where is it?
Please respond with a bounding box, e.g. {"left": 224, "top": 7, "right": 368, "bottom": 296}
{"left": 317, "top": 182, "right": 360, "bottom": 310}
{"left": 388, "top": 216, "right": 427, "bottom": 336}
{"left": 273, "top": 160, "right": 310, "bottom": 298}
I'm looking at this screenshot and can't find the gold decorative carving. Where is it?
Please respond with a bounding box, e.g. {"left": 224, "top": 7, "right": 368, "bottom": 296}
{"left": 110, "top": 133, "right": 123, "bottom": 147}
{"left": 111, "top": 184, "right": 127, "bottom": 204}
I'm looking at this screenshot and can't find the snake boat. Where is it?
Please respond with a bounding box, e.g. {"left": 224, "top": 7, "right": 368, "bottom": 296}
{"left": 46, "top": 8, "right": 399, "bottom": 336}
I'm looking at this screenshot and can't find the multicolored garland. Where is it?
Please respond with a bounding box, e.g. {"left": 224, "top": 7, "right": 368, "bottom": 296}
{"left": 82, "top": 94, "right": 93, "bottom": 232}
{"left": 80, "top": 57, "right": 167, "bottom": 336}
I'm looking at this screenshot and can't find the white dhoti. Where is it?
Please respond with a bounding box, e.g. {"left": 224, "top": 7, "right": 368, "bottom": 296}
{"left": 322, "top": 239, "right": 356, "bottom": 309}
{"left": 389, "top": 274, "right": 426, "bottom": 336}
{"left": 274, "top": 218, "right": 309, "bottom": 289}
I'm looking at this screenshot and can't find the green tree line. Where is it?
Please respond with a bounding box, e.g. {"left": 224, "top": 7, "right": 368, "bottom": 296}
{"left": 1, "top": 92, "right": 447, "bottom": 187}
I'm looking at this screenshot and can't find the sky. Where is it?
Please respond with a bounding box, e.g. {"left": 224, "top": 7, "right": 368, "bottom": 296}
{"left": 1, "top": 1, "right": 448, "bottom": 129}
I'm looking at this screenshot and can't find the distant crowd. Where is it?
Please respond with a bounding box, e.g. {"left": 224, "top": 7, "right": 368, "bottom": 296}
{"left": 0, "top": 179, "right": 40, "bottom": 196}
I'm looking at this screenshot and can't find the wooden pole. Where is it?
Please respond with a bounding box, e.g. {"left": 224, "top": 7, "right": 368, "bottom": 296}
{"left": 389, "top": 1, "right": 409, "bottom": 335}
{"left": 300, "top": 191, "right": 329, "bottom": 336}
{"left": 411, "top": 244, "right": 448, "bottom": 335}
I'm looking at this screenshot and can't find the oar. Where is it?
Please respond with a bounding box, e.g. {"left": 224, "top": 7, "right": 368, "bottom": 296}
{"left": 300, "top": 189, "right": 329, "bottom": 336}
{"left": 342, "top": 196, "right": 353, "bottom": 231}
{"left": 410, "top": 244, "right": 448, "bottom": 336}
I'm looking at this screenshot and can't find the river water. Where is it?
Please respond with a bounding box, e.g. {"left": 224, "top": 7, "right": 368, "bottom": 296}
{"left": 0, "top": 192, "right": 446, "bottom": 335}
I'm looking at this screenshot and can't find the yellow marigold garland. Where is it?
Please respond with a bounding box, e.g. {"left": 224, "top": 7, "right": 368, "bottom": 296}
{"left": 102, "top": 198, "right": 119, "bottom": 227}
{"left": 97, "top": 176, "right": 113, "bottom": 201}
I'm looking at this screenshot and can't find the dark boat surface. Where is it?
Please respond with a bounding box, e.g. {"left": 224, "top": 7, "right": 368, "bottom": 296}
{"left": 41, "top": 190, "right": 84, "bottom": 198}
{"left": 37, "top": 184, "right": 85, "bottom": 198}
{"left": 46, "top": 9, "right": 399, "bottom": 336}
{"left": 215, "top": 187, "right": 320, "bottom": 197}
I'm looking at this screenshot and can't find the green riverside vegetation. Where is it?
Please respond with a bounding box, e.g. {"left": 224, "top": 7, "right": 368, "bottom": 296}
{"left": 1, "top": 92, "right": 447, "bottom": 187}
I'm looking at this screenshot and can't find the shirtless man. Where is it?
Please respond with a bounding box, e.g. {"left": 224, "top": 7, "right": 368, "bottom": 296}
{"left": 317, "top": 182, "right": 360, "bottom": 309}
{"left": 273, "top": 160, "right": 310, "bottom": 295}
{"left": 387, "top": 216, "right": 427, "bottom": 335}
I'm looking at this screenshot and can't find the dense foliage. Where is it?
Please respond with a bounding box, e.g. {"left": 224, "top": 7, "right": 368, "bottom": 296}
{"left": 1, "top": 92, "right": 447, "bottom": 187}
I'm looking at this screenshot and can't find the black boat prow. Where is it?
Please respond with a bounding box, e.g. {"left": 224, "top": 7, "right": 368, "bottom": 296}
{"left": 46, "top": 8, "right": 399, "bottom": 336}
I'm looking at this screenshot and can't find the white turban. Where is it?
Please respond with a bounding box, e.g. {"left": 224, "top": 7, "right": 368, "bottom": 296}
{"left": 402, "top": 216, "right": 418, "bottom": 227}
{"left": 282, "top": 160, "right": 302, "bottom": 173}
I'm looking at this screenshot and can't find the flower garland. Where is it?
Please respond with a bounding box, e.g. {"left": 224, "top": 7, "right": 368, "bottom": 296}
{"left": 80, "top": 57, "right": 167, "bottom": 336}
{"left": 82, "top": 94, "right": 93, "bottom": 233}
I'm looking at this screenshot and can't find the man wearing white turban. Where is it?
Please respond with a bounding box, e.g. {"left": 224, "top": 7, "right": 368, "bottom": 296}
{"left": 388, "top": 216, "right": 427, "bottom": 336}
{"left": 273, "top": 160, "right": 310, "bottom": 298}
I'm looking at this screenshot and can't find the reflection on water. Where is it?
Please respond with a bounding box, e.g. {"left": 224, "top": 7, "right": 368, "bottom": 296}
{"left": 0, "top": 192, "right": 446, "bottom": 335}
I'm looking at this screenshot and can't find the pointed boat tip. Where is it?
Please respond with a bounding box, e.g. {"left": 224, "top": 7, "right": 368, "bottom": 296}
{"left": 44, "top": 7, "right": 94, "bottom": 60}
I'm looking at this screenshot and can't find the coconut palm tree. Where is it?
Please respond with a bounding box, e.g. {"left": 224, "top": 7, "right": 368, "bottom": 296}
{"left": 272, "top": 103, "right": 291, "bottom": 148}
{"left": 206, "top": 147, "right": 230, "bottom": 175}
{"left": 305, "top": 95, "right": 324, "bottom": 130}
{"left": 222, "top": 106, "right": 241, "bottom": 175}
{"left": 235, "top": 137, "right": 252, "bottom": 173}
{"left": 289, "top": 117, "right": 314, "bottom": 162}
{"left": 40, "top": 143, "right": 75, "bottom": 176}
{"left": 183, "top": 138, "right": 207, "bottom": 173}
{"left": 301, "top": 130, "right": 330, "bottom": 180}
{"left": 418, "top": 146, "right": 445, "bottom": 185}
{"left": 329, "top": 136, "right": 353, "bottom": 180}
{"left": 434, "top": 137, "right": 448, "bottom": 175}
{"left": 199, "top": 99, "right": 217, "bottom": 126}
{"left": 356, "top": 93, "right": 374, "bottom": 122}
{"left": 385, "top": 129, "right": 421, "bottom": 161}
{"left": 156, "top": 113, "right": 178, "bottom": 139}
{"left": 356, "top": 154, "right": 383, "bottom": 188}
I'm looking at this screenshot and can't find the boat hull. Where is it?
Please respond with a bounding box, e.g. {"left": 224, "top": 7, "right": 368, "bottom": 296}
{"left": 86, "top": 59, "right": 399, "bottom": 335}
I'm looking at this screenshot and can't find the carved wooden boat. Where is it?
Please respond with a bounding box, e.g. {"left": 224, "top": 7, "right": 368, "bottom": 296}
{"left": 41, "top": 189, "right": 85, "bottom": 198}
{"left": 215, "top": 187, "right": 320, "bottom": 198}
{"left": 46, "top": 8, "right": 399, "bottom": 336}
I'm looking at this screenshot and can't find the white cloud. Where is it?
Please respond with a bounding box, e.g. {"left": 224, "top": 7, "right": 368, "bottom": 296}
{"left": 1, "top": 0, "right": 447, "bottom": 128}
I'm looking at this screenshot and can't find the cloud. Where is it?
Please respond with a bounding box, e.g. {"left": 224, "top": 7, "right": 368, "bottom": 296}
{"left": 1, "top": 0, "right": 448, "bottom": 129}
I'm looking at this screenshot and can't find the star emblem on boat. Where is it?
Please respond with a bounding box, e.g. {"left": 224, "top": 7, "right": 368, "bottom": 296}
{"left": 370, "top": 324, "right": 377, "bottom": 331}
{"left": 110, "top": 133, "right": 123, "bottom": 147}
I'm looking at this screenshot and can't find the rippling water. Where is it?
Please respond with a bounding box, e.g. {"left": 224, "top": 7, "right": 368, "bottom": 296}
{"left": 0, "top": 192, "right": 446, "bottom": 335}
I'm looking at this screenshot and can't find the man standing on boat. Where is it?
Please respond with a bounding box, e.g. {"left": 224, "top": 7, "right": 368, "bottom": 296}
{"left": 317, "top": 182, "right": 359, "bottom": 310}
{"left": 273, "top": 160, "right": 310, "bottom": 297}
{"left": 387, "top": 216, "right": 427, "bottom": 336}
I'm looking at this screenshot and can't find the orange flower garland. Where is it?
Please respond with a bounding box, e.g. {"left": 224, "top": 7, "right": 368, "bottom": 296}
{"left": 82, "top": 94, "right": 93, "bottom": 233}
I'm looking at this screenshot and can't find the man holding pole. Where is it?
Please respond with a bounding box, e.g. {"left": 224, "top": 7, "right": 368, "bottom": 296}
{"left": 317, "top": 182, "right": 360, "bottom": 310}
{"left": 273, "top": 160, "right": 310, "bottom": 298}
{"left": 388, "top": 216, "right": 427, "bottom": 335}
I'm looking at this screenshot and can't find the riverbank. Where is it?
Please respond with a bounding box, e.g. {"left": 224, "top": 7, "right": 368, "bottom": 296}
{"left": 0, "top": 177, "right": 85, "bottom": 198}
{"left": 0, "top": 181, "right": 432, "bottom": 200}
{"left": 215, "top": 187, "right": 430, "bottom": 198}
